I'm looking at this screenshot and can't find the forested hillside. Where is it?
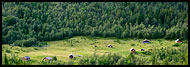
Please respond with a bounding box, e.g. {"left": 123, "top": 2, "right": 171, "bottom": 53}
{"left": 2, "top": 2, "right": 188, "bottom": 45}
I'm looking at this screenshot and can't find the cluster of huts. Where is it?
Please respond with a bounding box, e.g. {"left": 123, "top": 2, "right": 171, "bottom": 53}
{"left": 21, "top": 53, "right": 82, "bottom": 61}
{"left": 21, "top": 56, "right": 55, "bottom": 61}
{"left": 129, "top": 39, "right": 182, "bottom": 53}
{"left": 21, "top": 39, "right": 182, "bottom": 61}
{"left": 129, "top": 48, "right": 145, "bottom": 53}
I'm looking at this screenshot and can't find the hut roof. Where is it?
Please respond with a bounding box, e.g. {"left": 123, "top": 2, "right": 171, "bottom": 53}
{"left": 69, "top": 54, "right": 74, "bottom": 56}
{"left": 23, "top": 56, "right": 30, "bottom": 60}
{"left": 46, "top": 57, "right": 52, "bottom": 60}
{"left": 130, "top": 48, "right": 135, "bottom": 51}
{"left": 176, "top": 39, "right": 180, "bottom": 41}
{"left": 24, "top": 56, "right": 30, "bottom": 58}
{"left": 143, "top": 39, "right": 149, "bottom": 41}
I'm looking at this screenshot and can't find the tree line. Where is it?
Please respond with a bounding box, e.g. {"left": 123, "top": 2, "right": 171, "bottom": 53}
{"left": 2, "top": 2, "right": 188, "bottom": 45}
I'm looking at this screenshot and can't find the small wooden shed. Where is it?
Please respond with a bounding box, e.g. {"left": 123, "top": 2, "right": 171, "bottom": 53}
{"left": 142, "top": 39, "right": 150, "bottom": 43}
{"left": 22, "top": 56, "right": 30, "bottom": 61}
{"left": 107, "top": 44, "right": 113, "bottom": 48}
{"left": 141, "top": 48, "right": 145, "bottom": 51}
{"left": 130, "top": 48, "right": 136, "bottom": 53}
{"left": 69, "top": 54, "right": 74, "bottom": 59}
{"left": 43, "top": 57, "right": 52, "bottom": 61}
{"left": 175, "top": 39, "right": 182, "bottom": 43}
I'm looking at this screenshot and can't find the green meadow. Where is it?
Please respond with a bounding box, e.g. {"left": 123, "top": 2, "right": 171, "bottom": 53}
{"left": 2, "top": 36, "right": 187, "bottom": 65}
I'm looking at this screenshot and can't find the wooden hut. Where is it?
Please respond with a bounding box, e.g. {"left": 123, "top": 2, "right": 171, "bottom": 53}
{"left": 43, "top": 57, "right": 52, "bottom": 61}
{"left": 107, "top": 44, "right": 113, "bottom": 48}
{"left": 141, "top": 48, "right": 145, "bottom": 51}
{"left": 130, "top": 48, "right": 136, "bottom": 53}
{"left": 22, "top": 56, "right": 30, "bottom": 61}
{"left": 69, "top": 54, "right": 74, "bottom": 59}
{"left": 142, "top": 39, "right": 150, "bottom": 43}
{"left": 175, "top": 39, "right": 182, "bottom": 43}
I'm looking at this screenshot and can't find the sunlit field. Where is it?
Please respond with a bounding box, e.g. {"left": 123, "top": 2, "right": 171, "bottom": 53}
{"left": 2, "top": 36, "right": 188, "bottom": 65}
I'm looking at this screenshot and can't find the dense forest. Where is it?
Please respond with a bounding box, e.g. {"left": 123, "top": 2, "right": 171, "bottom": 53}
{"left": 2, "top": 2, "right": 188, "bottom": 46}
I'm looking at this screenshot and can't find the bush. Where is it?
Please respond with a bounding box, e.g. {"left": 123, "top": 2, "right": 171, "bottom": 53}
{"left": 12, "top": 38, "right": 48, "bottom": 47}
{"left": 52, "top": 56, "right": 57, "bottom": 61}
{"left": 131, "top": 44, "right": 135, "bottom": 46}
{"left": 141, "top": 51, "right": 152, "bottom": 55}
{"left": 37, "top": 41, "right": 48, "bottom": 47}
{"left": 173, "top": 43, "right": 181, "bottom": 47}
{"left": 4, "top": 54, "right": 9, "bottom": 65}
{"left": 6, "top": 49, "right": 11, "bottom": 53}
{"left": 33, "top": 47, "right": 39, "bottom": 50}
{"left": 116, "top": 57, "right": 126, "bottom": 65}
{"left": 12, "top": 38, "right": 37, "bottom": 47}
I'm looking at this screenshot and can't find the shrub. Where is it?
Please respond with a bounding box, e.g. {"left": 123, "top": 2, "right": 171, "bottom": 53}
{"left": 34, "top": 47, "right": 39, "bottom": 50}
{"left": 37, "top": 41, "right": 48, "bottom": 47}
{"left": 4, "top": 54, "right": 9, "bottom": 65}
{"left": 141, "top": 51, "right": 152, "bottom": 55}
{"left": 52, "top": 56, "right": 57, "bottom": 61}
{"left": 12, "top": 38, "right": 48, "bottom": 47}
{"left": 6, "top": 49, "right": 11, "bottom": 53}
{"left": 12, "top": 38, "right": 37, "bottom": 47}
{"left": 116, "top": 57, "right": 126, "bottom": 65}
{"left": 173, "top": 43, "right": 181, "bottom": 47}
{"left": 160, "top": 42, "right": 163, "bottom": 45}
{"left": 131, "top": 44, "right": 135, "bottom": 46}
{"left": 14, "top": 51, "right": 19, "bottom": 54}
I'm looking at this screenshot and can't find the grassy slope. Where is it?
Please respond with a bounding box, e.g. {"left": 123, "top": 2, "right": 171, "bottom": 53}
{"left": 2, "top": 36, "right": 177, "bottom": 63}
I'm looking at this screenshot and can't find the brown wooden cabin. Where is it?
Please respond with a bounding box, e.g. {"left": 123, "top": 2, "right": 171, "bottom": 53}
{"left": 21, "top": 56, "right": 30, "bottom": 61}
{"left": 107, "top": 44, "right": 113, "bottom": 48}
{"left": 69, "top": 54, "right": 74, "bottom": 59}
{"left": 43, "top": 57, "right": 52, "bottom": 61}
{"left": 130, "top": 48, "right": 136, "bottom": 53}
{"left": 141, "top": 48, "right": 145, "bottom": 51}
{"left": 175, "top": 39, "right": 182, "bottom": 43}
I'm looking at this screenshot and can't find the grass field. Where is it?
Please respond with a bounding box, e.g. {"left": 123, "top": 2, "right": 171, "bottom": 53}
{"left": 2, "top": 36, "right": 187, "bottom": 65}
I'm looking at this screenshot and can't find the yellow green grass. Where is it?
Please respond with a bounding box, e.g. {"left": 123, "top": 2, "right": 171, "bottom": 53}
{"left": 2, "top": 36, "right": 178, "bottom": 63}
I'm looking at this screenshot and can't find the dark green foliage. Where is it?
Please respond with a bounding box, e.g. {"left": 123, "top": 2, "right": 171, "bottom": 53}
{"left": 153, "top": 44, "right": 188, "bottom": 65}
{"left": 3, "top": 16, "right": 18, "bottom": 26}
{"left": 130, "top": 44, "right": 135, "bottom": 46}
{"left": 77, "top": 53, "right": 123, "bottom": 65}
{"left": 12, "top": 38, "right": 37, "bottom": 47}
{"left": 37, "top": 41, "right": 48, "bottom": 47}
{"left": 11, "top": 38, "right": 48, "bottom": 47}
{"left": 2, "top": 2, "right": 188, "bottom": 45}
{"left": 5, "top": 48, "right": 11, "bottom": 53}
{"left": 173, "top": 43, "right": 181, "bottom": 47}
{"left": 52, "top": 56, "right": 57, "bottom": 61}
{"left": 126, "top": 53, "right": 136, "bottom": 65}
{"left": 1, "top": 2, "right": 188, "bottom": 65}
{"left": 141, "top": 51, "right": 152, "bottom": 55}
{"left": 4, "top": 54, "right": 9, "bottom": 65}
{"left": 33, "top": 47, "right": 39, "bottom": 50}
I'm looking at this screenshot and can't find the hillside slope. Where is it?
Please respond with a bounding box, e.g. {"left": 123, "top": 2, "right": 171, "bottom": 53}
{"left": 2, "top": 2, "right": 188, "bottom": 45}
